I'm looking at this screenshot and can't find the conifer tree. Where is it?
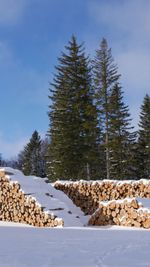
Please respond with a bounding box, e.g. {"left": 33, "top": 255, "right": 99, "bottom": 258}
{"left": 93, "top": 38, "right": 120, "bottom": 179}
{"left": 20, "top": 130, "right": 42, "bottom": 177}
{"left": 40, "top": 138, "right": 49, "bottom": 177}
{"left": 108, "top": 83, "right": 136, "bottom": 179}
{"left": 0, "top": 153, "right": 2, "bottom": 166}
{"left": 47, "top": 36, "right": 99, "bottom": 181}
{"left": 137, "top": 94, "right": 150, "bottom": 178}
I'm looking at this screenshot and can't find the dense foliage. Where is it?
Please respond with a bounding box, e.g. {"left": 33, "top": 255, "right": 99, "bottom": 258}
{"left": 18, "top": 131, "right": 48, "bottom": 177}
{"left": 14, "top": 36, "right": 150, "bottom": 181}
{"left": 47, "top": 36, "right": 99, "bottom": 181}
{"left": 137, "top": 94, "right": 150, "bottom": 178}
{"left": 92, "top": 38, "right": 121, "bottom": 179}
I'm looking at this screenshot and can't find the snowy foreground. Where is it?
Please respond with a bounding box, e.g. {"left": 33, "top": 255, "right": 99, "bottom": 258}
{"left": 1, "top": 168, "right": 150, "bottom": 266}
{"left": 1, "top": 222, "right": 150, "bottom": 267}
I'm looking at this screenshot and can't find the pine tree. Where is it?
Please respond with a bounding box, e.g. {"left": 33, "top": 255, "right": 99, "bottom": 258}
{"left": 40, "top": 138, "right": 49, "bottom": 177}
{"left": 47, "top": 36, "right": 99, "bottom": 181}
{"left": 137, "top": 94, "right": 150, "bottom": 178}
{"left": 20, "top": 130, "right": 42, "bottom": 177}
{"left": 108, "top": 83, "right": 136, "bottom": 179}
{"left": 93, "top": 38, "right": 120, "bottom": 179}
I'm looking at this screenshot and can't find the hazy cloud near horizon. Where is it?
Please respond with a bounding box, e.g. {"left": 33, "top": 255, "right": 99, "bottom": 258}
{"left": 0, "top": 134, "right": 28, "bottom": 159}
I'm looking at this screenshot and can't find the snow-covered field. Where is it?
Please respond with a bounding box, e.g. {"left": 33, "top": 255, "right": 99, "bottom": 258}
{"left": 1, "top": 222, "right": 150, "bottom": 267}
{"left": 1, "top": 168, "right": 150, "bottom": 267}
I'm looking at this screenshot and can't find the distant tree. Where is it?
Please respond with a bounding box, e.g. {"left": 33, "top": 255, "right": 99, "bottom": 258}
{"left": 93, "top": 38, "right": 121, "bottom": 179}
{"left": 21, "top": 130, "right": 42, "bottom": 177}
{"left": 0, "top": 154, "right": 8, "bottom": 167}
{"left": 4, "top": 159, "right": 19, "bottom": 169}
{"left": 108, "top": 83, "right": 137, "bottom": 179}
{"left": 40, "top": 138, "right": 49, "bottom": 177}
{"left": 17, "top": 150, "right": 26, "bottom": 170}
{"left": 0, "top": 153, "right": 2, "bottom": 166}
{"left": 137, "top": 94, "right": 150, "bottom": 178}
{"left": 47, "top": 36, "right": 99, "bottom": 181}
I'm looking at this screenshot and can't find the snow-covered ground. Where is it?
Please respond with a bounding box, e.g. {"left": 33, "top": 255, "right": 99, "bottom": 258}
{"left": 0, "top": 222, "right": 150, "bottom": 267}
{"left": 1, "top": 168, "right": 150, "bottom": 266}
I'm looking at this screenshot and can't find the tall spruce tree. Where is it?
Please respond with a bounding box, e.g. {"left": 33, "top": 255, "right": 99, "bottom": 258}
{"left": 20, "top": 130, "right": 42, "bottom": 177}
{"left": 137, "top": 94, "right": 150, "bottom": 178}
{"left": 93, "top": 38, "right": 120, "bottom": 179}
{"left": 108, "top": 83, "right": 136, "bottom": 179}
{"left": 47, "top": 36, "right": 99, "bottom": 181}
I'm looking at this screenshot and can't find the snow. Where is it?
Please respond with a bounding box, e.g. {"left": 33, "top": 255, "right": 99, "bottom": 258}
{"left": 0, "top": 221, "right": 33, "bottom": 227}
{"left": 55, "top": 178, "right": 150, "bottom": 186}
{"left": 1, "top": 168, "right": 150, "bottom": 266}
{"left": 1, "top": 167, "right": 89, "bottom": 227}
{"left": 98, "top": 197, "right": 150, "bottom": 212}
{"left": 0, "top": 223, "right": 150, "bottom": 267}
{"left": 137, "top": 198, "right": 150, "bottom": 210}
{"left": 99, "top": 197, "right": 137, "bottom": 206}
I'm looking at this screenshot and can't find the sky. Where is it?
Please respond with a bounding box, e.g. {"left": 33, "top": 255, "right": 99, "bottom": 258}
{"left": 0, "top": 0, "right": 149, "bottom": 159}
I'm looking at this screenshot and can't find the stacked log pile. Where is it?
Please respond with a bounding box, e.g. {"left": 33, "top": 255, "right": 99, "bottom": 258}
{"left": 88, "top": 198, "right": 150, "bottom": 229}
{"left": 0, "top": 170, "right": 63, "bottom": 227}
{"left": 54, "top": 180, "right": 150, "bottom": 215}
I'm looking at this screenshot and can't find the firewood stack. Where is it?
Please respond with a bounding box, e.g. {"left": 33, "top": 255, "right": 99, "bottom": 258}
{"left": 54, "top": 180, "right": 150, "bottom": 215}
{"left": 88, "top": 198, "right": 150, "bottom": 229}
{"left": 0, "top": 170, "right": 63, "bottom": 227}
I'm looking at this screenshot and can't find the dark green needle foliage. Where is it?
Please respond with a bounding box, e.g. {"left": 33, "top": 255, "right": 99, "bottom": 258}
{"left": 108, "top": 83, "right": 137, "bottom": 179}
{"left": 20, "top": 130, "right": 42, "bottom": 177}
{"left": 93, "top": 38, "right": 121, "bottom": 179}
{"left": 47, "top": 36, "right": 99, "bottom": 181}
{"left": 137, "top": 94, "right": 150, "bottom": 178}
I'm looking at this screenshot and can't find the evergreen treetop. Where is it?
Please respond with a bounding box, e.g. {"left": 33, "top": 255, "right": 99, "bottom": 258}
{"left": 47, "top": 36, "right": 99, "bottom": 181}
{"left": 93, "top": 38, "right": 121, "bottom": 179}
{"left": 20, "top": 130, "right": 42, "bottom": 177}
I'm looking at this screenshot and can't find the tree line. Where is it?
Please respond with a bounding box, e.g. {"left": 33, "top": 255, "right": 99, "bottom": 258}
{"left": 3, "top": 36, "right": 149, "bottom": 181}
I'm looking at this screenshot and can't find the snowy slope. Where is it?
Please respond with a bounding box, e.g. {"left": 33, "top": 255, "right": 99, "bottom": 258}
{"left": 2, "top": 167, "right": 89, "bottom": 227}
{"left": 0, "top": 223, "right": 150, "bottom": 267}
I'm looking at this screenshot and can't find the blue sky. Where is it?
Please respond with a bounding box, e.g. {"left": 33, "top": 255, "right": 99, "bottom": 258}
{"left": 0, "top": 0, "right": 149, "bottom": 159}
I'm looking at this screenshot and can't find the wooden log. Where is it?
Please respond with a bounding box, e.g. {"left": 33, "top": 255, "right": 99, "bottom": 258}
{"left": 0, "top": 171, "right": 63, "bottom": 227}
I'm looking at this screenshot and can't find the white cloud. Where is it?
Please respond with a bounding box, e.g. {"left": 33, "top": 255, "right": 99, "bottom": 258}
{"left": 87, "top": 0, "right": 150, "bottom": 129}
{"left": 88, "top": 0, "right": 150, "bottom": 77}
{"left": 89, "top": 0, "right": 150, "bottom": 43}
{"left": 0, "top": 0, "right": 26, "bottom": 25}
{"left": 116, "top": 49, "right": 150, "bottom": 95}
{"left": 116, "top": 49, "right": 150, "bottom": 128}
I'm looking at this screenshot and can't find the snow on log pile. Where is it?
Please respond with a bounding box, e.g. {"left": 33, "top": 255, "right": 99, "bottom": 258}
{"left": 0, "top": 169, "right": 63, "bottom": 227}
{"left": 54, "top": 180, "right": 150, "bottom": 215}
{"left": 0, "top": 168, "right": 87, "bottom": 227}
{"left": 88, "top": 198, "right": 150, "bottom": 229}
